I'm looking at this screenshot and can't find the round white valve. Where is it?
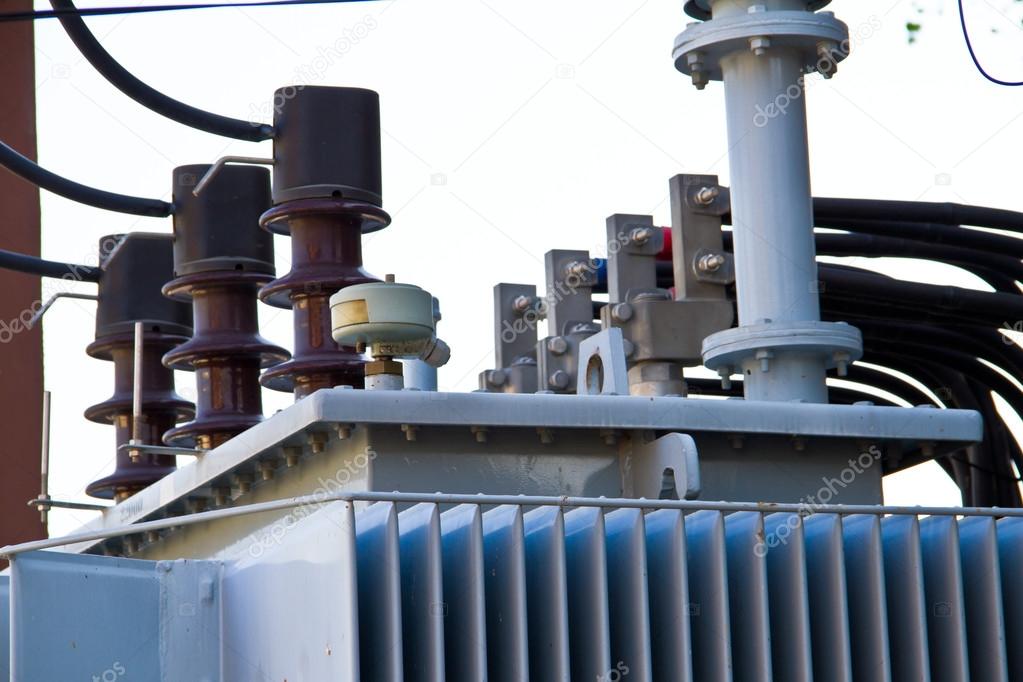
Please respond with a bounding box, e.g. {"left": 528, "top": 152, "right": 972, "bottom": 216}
{"left": 330, "top": 277, "right": 450, "bottom": 390}
{"left": 331, "top": 279, "right": 436, "bottom": 346}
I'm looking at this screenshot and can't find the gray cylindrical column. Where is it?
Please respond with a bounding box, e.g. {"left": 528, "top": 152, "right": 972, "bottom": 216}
{"left": 675, "top": 0, "right": 861, "bottom": 403}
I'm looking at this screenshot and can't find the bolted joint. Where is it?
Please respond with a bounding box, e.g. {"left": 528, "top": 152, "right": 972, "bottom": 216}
{"left": 485, "top": 368, "right": 507, "bottom": 387}
{"left": 611, "top": 302, "right": 634, "bottom": 323}
{"left": 816, "top": 40, "right": 840, "bottom": 79}
{"left": 686, "top": 52, "right": 708, "bottom": 90}
{"left": 548, "top": 370, "right": 571, "bottom": 390}
{"left": 694, "top": 186, "right": 720, "bottom": 206}
{"left": 749, "top": 36, "right": 771, "bottom": 56}
{"left": 512, "top": 295, "right": 539, "bottom": 315}
{"left": 697, "top": 253, "right": 727, "bottom": 273}
{"left": 629, "top": 226, "right": 656, "bottom": 246}
{"left": 547, "top": 336, "right": 569, "bottom": 356}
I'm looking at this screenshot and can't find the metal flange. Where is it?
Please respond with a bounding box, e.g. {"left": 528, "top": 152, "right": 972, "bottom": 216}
{"left": 673, "top": 9, "right": 849, "bottom": 84}
{"left": 683, "top": 0, "right": 832, "bottom": 21}
{"left": 702, "top": 320, "right": 863, "bottom": 374}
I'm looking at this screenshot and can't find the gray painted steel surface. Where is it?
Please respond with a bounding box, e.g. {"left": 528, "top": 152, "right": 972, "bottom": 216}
{"left": 7, "top": 497, "right": 1023, "bottom": 680}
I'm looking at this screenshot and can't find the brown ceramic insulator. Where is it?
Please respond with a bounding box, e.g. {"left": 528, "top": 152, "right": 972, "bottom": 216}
{"left": 258, "top": 197, "right": 390, "bottom": 399}
{"left": 162, "top": 271, "right": 290, "bottom": 449}
{"left": 84, "top": 331, "right": 195, "bottom": 501}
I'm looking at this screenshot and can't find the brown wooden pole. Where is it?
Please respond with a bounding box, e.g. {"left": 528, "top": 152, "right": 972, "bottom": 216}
{"left": 0, "top": 1, "right": 47, "bottom": 546}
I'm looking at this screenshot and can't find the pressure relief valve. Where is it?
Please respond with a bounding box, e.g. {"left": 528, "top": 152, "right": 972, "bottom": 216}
{"left": 330, "top": 275, "right": 450, "bottom": 390}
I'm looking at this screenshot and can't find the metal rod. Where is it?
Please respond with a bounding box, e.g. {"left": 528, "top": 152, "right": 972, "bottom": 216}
{"left": 129, "top": 320, "right": 143, "bottom": 462}
{"left": 6, "top": 490, "right": 1023, "bottom": 558}
{"left": 27, "top": 292, "right": 97, "bottom": 329}
{"left": 38, "top": 390, "right": 50, "bottom": 525}
{"left": 116, "top": 443, "right": 207, "bottom": 458}
{"left": 26, "top": 498, "right": 109, "bottom": 512}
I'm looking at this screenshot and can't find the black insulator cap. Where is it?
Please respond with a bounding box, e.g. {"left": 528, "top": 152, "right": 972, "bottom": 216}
{"left": 95, "top": 233, "right": 193, "bottom": 339}
{"left": 172, "top": 164, "right": 275, "bottom": 276}
{"left": 271, "top": 86, "right": 383, "bottom": 206}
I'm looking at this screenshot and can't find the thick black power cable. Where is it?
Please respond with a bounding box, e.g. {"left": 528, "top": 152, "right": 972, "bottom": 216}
{"left": 2, "top": 0, "right": 378, "bottom": 22}
{"left": 0, "top": 248, "right": 101, "bottom": 282}
{"left": 958, "top": 0, "right": 1023, "bottom": 87}
{"left": 0, "top": 141, "right": 172, "bottom": 217}
{"left": 50, "top": 0, "right": 273, "bottom": 141}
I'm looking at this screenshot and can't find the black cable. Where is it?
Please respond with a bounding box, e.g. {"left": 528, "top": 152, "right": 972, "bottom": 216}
{"left": 2, "top": 0, "right": 378, "bottom": 22}
{"left": 0, "top": 141, "right": 171, "bottom": 217}
{"left": 957, "top": 0, "right": 1023, "bottom": 87}
{"left": 50, "top": 0, "right": 273, "bottom": 141}
{"left": 820, "top": 218, "right": 1023, "bottom": 259}
{"left": 724, "top": 199, "right": 1023, "bottom": 233}
{"left": 0, "top": 248, "right": 101, "bottom": 282}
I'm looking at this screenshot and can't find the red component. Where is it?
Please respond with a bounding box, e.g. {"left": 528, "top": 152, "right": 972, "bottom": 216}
{"left": 162, "top": 271, "right": 289, "bottom": 449}
{"left": 85, "top": 330, "right": 194, "bottom": 500}
{"left": 657, "top": 227, "right": 673, "bottom": 261}
{"left": 258, "top": 197, "right": 390, "bottom": 399}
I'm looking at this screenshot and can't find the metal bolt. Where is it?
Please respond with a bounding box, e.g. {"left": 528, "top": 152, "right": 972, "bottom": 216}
{"left": 234, "top": 473, "right": 252, "bottom": 494}
{"left": 308, "top": 431, "right": 328, "bottom": 454}
{"left": 833, "top": 351, "right": 851, "bottom": 377}
{"left": 749, "top": 36, "right": 771, "bottom": 56}
{"left": 260, "top": 459, "right": 277, "bottom": 481}
{"left": 687, "top": 52, "right": 708, "bottom": 90}
{"left": 146, "top": 530, "right": 160, "bottom": 544}
{"left": 566, "top": 260, "right": 591, "bottom": 278}
{"left": 718, "top": 366, "right": 733, "bottom": 390}
{"left": 513, "top": 295, "right": 538, "bottom": 314}
{"left": 283, "top": 445, "right": 302, "bottom": 468}
{"left": 629, "top": 226, "right": 655, "bottom": 246}
{"left": 547, "top": 336, "right": 569, "bottom": 355}
{"left": 548, "top": 370, "right": 571, "bottom": 390}
{"left": 537, "top": 427, "right": 555, "bottom": 444}
{"left": 611, "top": 302, "right": 634, "bottom": 323}
{"left": 622, "top": 339, "right": 635, "bottom": 358}
{"left": 697, "top": 253, "right": 727, "bottom": 273}
{"left": 694, "top": 186, "right": 720, "bottom": 205}
{"left": 487, "top": 369, "right": 507, "bottom": 387}
{"left": 402, "top": 424, "right": 419, "bottom": 442}
{"left": 600, "top": 429, "right": 620, "bottom": 446}
{"left": 385, "top": 273, "right": 396, "bottom": 283}
{"left": 470, "top": 426, "right": 489, "bottom": 443}
{"left": 212, "top": 486, "right": 230, "bottom": 507}
{"left": 756, "top": 349, "right": 773, "bottom": 373}
{"left": 336, "top": 423, "right": 354, "bottom": 440}
{"left": 817, "top": 41, "right": 839, "bottom": 79}
{"left": 356, "top": 341, "right": 367, "bottom": 354}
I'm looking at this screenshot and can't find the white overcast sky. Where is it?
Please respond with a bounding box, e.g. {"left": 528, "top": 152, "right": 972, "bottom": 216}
{"left": 25, "top": 0, "right": 1023, "bottom": 535}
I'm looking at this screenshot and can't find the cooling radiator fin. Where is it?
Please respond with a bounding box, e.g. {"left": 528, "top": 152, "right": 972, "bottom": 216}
{"left": 356, "top": 502, "right": 1023, "bottom": 682}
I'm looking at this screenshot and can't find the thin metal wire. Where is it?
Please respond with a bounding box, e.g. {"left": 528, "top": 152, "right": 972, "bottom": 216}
{"left": 4, "top": 489, "right": 1023, "bottom": 558}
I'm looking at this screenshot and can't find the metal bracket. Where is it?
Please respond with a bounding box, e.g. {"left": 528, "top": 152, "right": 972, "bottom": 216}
{"left": 117, "top": 443, "right": 208, "bottom": 458}
{"left": 27, "top": 292, "right": 98, "bottom": 329}
{"left": 622, "top": 432, "right": 701, "bottom": 500}
{"left": 577, "top": 328, "right": 630, "bottom": 396}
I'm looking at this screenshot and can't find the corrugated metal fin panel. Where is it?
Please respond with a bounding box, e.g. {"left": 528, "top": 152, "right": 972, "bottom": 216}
{"left": 643, "top": 508, "right": 693, "bottom": 682}
{"left": 685, "top": 508, "right": 734, "bottom": 681}
{"left": 563, "top": 506, "right": 612, "bottom": 680}
{"left": 522, "top": 505, "right": 571, "bottom": 681}
{"left": 997, "top": 517, "right": 1023, "bottom": 680}
{"left": 9, "top": 500, "right": 1023, "bottom": 681}
{"left": 356, "top": 504, "right": 1023, "bottom": 681}
{"left": 439, "top": 504, "right": 487, "bottom": 681}
{"left": 481, "top": 504, "right": 529, "bottom": 681}
{"left": 763, "top": 512, "right": 812, "bottom": 682}
{"left": 725, "top": 511, "right": 772, "bottom": 681}
{"left": 841, "top": 514, "right": 892, "bottom": 682}
{"left": 397, "top": 503, "right": 445, "bottom": 681}
{"left": 802, "top": 513, "right": 852, "bottom": 682}
{"left": 355, "top": 501, "right": 403, "bottom": 681}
